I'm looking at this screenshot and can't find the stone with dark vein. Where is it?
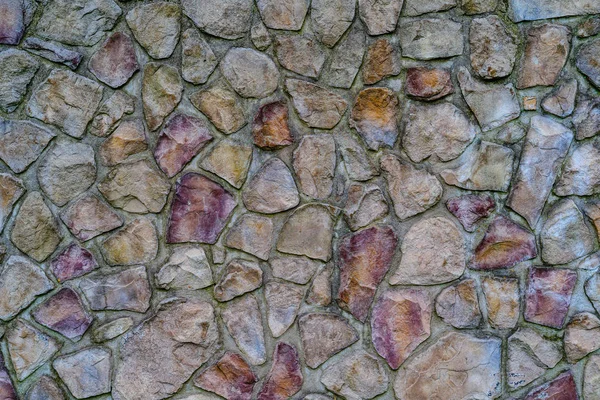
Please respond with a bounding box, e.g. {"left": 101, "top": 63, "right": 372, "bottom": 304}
{"left": 0, "top": 49, "right": 39, "bottom": 113}
{"left": 89, "top": 91, "right": 135, "bottom": 137}
{"left": 194, "top": 352, "right": 258, "bottom": 400}
{"left": 542, "top": 79, "right": 577, "bottom": 117}
{"left": 344, "top": 183, "right": 389, "bottom": 231}
{"left": 522, "top": 371, "right": 578, "bottom": 400}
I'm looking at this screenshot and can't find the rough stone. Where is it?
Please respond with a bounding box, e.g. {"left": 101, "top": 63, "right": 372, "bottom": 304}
{"left": 497, "top": 122, "right": 527, "bottom": 144}
{"left": 564, "top": 312, "right": 600, "bottom": 363}
{"left": 0, "top": 0, "right": 36, "bottom": 45}
{"left": 286, "top": 79, "right": 348, "bottom": 129}
{"left": 222, "top": 294, "right": 266, "bottom": 365}
{"left": 311, "top": 0, "right": 355, "bottom": 47}
{"left": 32, "top": 288, "right": 92, "bottom": 340}
{"left": 190, "top": 87, "right": 246, "bottom": 134}
{"left": 156, "top": 246, "right": 213, "bottom": 290}
{"left": 242, "top": 158, "right": 298, "bottom": 213}
{"left": 321, "top": 351, "right": 388, "bottom": 400}
{"left": 350, "top": 88, "right": 398, "bottom": 150}
{"left": 585, "top": 272, "right": 600, "bottom": 316}
{"left": 142, "top": 63, "right": 183, "bottom": 131}
{"left": 274, "top": 35, "right": 325, "bottom": 78}
{"left": 200, "top": 138, "right": 252, "bottom": 189}
{"left": 322, "top": 28, "right": 365, "bottom": 89}
{"left": 6, "top": 320, "right": 60, "bottom": 381}
{"left": 26, "top": 375, "right": 65, "bottom": 400}
{"left": 404, "top": 0, "right": 456, "bottom": 15}
{"left": 91, "top": 317, "right": 134, "bottom": 343}
{"left": 99, "top": 119, "right": 148, "bottom": 166}
{"left": 358, "top": 0, "right": 403, "bottom": 35}
{"left": 182, "top": 0, "right": 251, "bottom": 40}
{"left": 482, "top": 276, "right": 520, "bottom": 329}
{"left": 469, "top": 16, "right": 517, "bottom": 79}
{"left": 102, "top": 218, "right": 158, "bottom": 266}
{"left": 306, "top": 265, "right": 333, "bottom": 306}
{"left": 578, "top": 39, "right": 600, "bottom": 89}
{"left": 293, "top": 135, "right": 335, "bottom": 200}
{"left": 0, "top": 352, "right": 17, "bottom": 399}
{"left": 446, "top": 194, "right": 495, "bottom": 232}
{"left": 221, "top": 48, "right": 279, "bottom": 99}
{"left": 509, "top": 0, "right": 600, "bottom": 22}
{"left": 0, "top": 49, "right": 39, "bottom": 113}
{"left": 344, "top": 183, "right": 388, "bottom": 231}
{"left": 0, "top": 119, "right": 55, "bottom": 173}
{"left": 256, "top": 0, "right": 309, "bottom": 31}
{"left": 265, "top": 281, "right": 304, "bottom": 337}
{"left": 54, "top": 347, "right": 111, "bottom": 399}
{"left": 89, "top": 91, "right": 135, "bottom": 137}
{"left": 542, "top": 79, "right": 577, "bottom": 117}
{"left": 194, "top": 352, "right": 257, "bottom": 400}
{"left": 225, "top": 214, "right": 274, "bottom": 260}
{"left": 525, "top": 267, "right": 577, "bottom": 329}
{"left": 337, "top": 133, "right": 378, "bottom": 181}
{"left": 0, "top": 174, "right": 24, "bottom": 233}
{"left": 578, "top": 16, "right": 600, "bottom": 37}
{"left": 215, "top": 259, "right": 262, "bottom": 302}
{"left": 277, "top": 204, "right": 335, "bottom": 261}
{"left": 251, "top": 19, "right": 271, "bottom": 50}
{"left": 181, "top": 28, "right": 218, "bottom": 85}
{"left": 258, "top": 343, "right": 303, "bottom": 400}
{"left": 585, "top": 354, "right": 600, "bottom": 399}
{"left": 126, "top": 2, "right": 180, "bottom": 59}
{"left": 270, "top": 256, "right": 320, "bottom": 285}
{"left": 400, "top": 19, "right": 463, "bottom": 60}
{"left": 89, "top": 32, "right": 139, "bottom": 88}
{"left": 79, "top": 266, "right": 151, "bottom": 312}
{"left": 363, "top": 39, "right": 400, "bottom": 85}
{"left": 573, "top": 97, "right": 600, "bottom": 140}
{"left": 23, "top": 37, "right": 82, "bottom": 70}
{"left": 61, "top": 195, "right": 123, "bottom": 242}
{"left": 435, "top": 279, "right": 481, "bottom": 329}
{"left": 405, "top": 67, "right": 453, "bottom": 101}
{"left": 50, "top": 244, "right": 97, "bottom": 283}
{"left": 252, "top": 102, "right": 293, "bottom": 149}
{"left": 522, "top": 372, "right": 578, "bottom": 400}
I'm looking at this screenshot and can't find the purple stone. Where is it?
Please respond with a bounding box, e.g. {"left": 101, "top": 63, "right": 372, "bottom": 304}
{"left": 525, "top": 267, "right": 577, "bottom": 329}
{"left": 523, "top": 371, "right": 578, "bottom": 400}
{"left": 258, "top": 342, "right": 303, "bottom": 400}
{"left": 50, "top": 243, "right": 98, "bottom": 282}
{"left": 447, "top": 194, "right": 495, "bottom": 232}
{"left": 0, "top": 353, "right": 17, "bottom": 400}
{"left": 0, "top": 0, "right": 31, "bottom": 45}
{"left": 89, "top": 32, "right": 139, "bottom": 88}
{"left": 32, "top": 287, "right": 93, "bottom": 340}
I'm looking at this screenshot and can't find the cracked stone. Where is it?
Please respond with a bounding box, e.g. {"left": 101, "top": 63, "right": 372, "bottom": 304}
{"left": 405, "top": 67, "right": 453, "bottom": 101}
{"left": 50, "top": 244, "right": 98, "bottom": 282}
{"left": 182, "top": 0, "right": 251, "bottom": 40}
{"left": 26, "top": 375, "right": 65, "bottom": 400}
{"left": 363, "top": 39, "right": 401, "bottom": 85}
{"left": 321, "top": 351, "right": 388, "bottom": 400}
{"left": 564, "top": 312, "right": 600, "bottom": 363}
{"left": 344, "top": 183, "right": 388, "bottom": 231}
{"left": 311, "top": 0, "right": 355, "bottom": 47}
{"left": 510, "top": 0, "right": 600, "bottom": 22}
{"left": 525, "top": 267, "right": 577, "bottom": 329}
{"left": 222, "top": 294, "right": 266, "bottom": 365}
{"left": 573, "top": 97, "right": 600, "bottom": 140}
{"left": 265, "top": 281, "right": 304, "bottom": 337}
{"left": 277, "top": 204, "right": 335, "bottom": 261}
{"left": 400, "top": 19, "right": 463, "bottom": 60}
{"left": 0, "top": 174, "right": 24, "bottom": 234}
{"left": 286, "top": 79, "right": 348, "bottom": 129}
{"left": 243, "top": 158, "right": 299, "bottom": 214}
{"left": 126, "top": 2, "right": 180, "bottom": 59}
{"left": 306, "top": 265, "right": 333, "bottom": 306}
{"left": 32, "top": 288, "right": 92, "bottom": 340}
{"left": 91, "top": 317, "right": 134, "bottom": 343}
{"left": 470, "top": 15, "right": 517, "bottom": 79}
{"left": 225, "top": 214, "right": 274, "bottom": 260}
{"left": 102, "top": 218, "right": 158, "bottom": 266}
{"left": 89, "top": 91, "right": 135, "bottom": 137}
{"left": 200, "top": 138, "right": 252, "bottom": 189}
{"left": 61, "top": 195, "right": 123, "bottom": 242}
{"left": 321, "top": 27, "right": 365, "bottom": 89}
{"left": 252, "top": 102, "right": 294, "bottom": 149}
{"left": 446, "top": 194, "right": 495, "bottom": 232}
{"left": 522, "top": 372, "right": 577, "bottom": 400}
{"left": 404, "top": 0, "right": 456, "bottom": 15}
{"left": 80, "top": 266, "right": 151, "bottom": 312}
{"left": 6, "top": 320, "right": 60, "bottom": 381}
{"left": 274, "top": 35, "right": 325, "bottom": 78}
{"left": 0, "top": 0, "right": 35, "bottom": 45}
{"left": 251, "top": 19, "right": 271, "bottom": 50}
{"left": 258, "top": 343, "right": 303, "bottom": 400}
{"left": 23, "top": 37, "right": 82, "bottom": 70}
{"left": 190, "top": 87, "right": 246, "bottom": 134}
{"left": 585, "top": 272, "right": 600, "bottom": 316}
{"left": 358, "top": 0, "right": 403, "bottom": 35}
{"left": 156, "top": 246, "right": 213, "bottom": 290}
{"left": 542, "top": 79, "right": 577, "bottom": 117}
{"left": 221, "top": 48, "right": 279, "bottom": 99}
{"left": 0, "top": 49, "right": 39, "bottom": 113}
{"left": 99, "top": 119, "right": 148, "bottom": 166}
{"left": 256, "top": 0, "right": 309, "bottom": 30}
{"left": 337, "top": 132, "right": 378, "bottom": 181}
{"left": 350, "top": 88, "right": 399, "bottom": 150}
{"left": 54, "top": 347, "right": 111, "bottom": 399}
{"left": 293, "top": 134, "right": 335, "bottom": 200}
{"left": 271, "top": 256, "right": 320, "bottom": 285}
{"left": 214, "top": 259, "right": 263, "bottom": 302}
{"left": 142, "top": 63, "right": 183, "bottom": 131}
{"left": 0, "top": 118, "right": 55, "bottom": 173}
{"left": 435, "top": 279, "right": 481, "bottom": 329}
{"left": 482, "top": 276, "right": 520, "bottom": 329}
{"left": 89, "top": 32, "right": 138, "bottom": 88}
{"left": 181, "top": 28, "right": 218, "bottom": 85}
{"left": 194, "top": 352, "right": 258, "bottom": 400}
{"left": 578, "top": 38, "right": 600, "bottom": 90}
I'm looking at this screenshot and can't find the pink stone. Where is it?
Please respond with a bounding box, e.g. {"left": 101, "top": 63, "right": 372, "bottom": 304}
{"left": 32, "top": 288, "right": 93, "bottom": 340}
{"left": 523, "top": 371, "right": 578, "bottom": 400}
{"left": 525, "top": 267, "right": 577, "bottom": 329}
{"left": 0, "top": 0, "right": 31, "bottom": 45}
{"left": 337, "top": 225, "right": 398, "bottom": 322}
{"left": 89, "top": 32, "right": 139, "bottom": 88}
{"left": 194, "top": 352, "right": 258, "bottom": 400}
{"left": 167, "top": 173, "right": 236, "bottom": 244}
{"left": 0, "top": 353, "right": 17, "bottom": 400}
{"left": 154, "top": 113, "right": 213, "bottom": 177}
{"left": 50, "top": 243, "right": 98, "bottom": 282}
{"left": 405, "top": 67, "right": 453, "bottom": 101}
{"left": 446, "top": 194, "right": 495, "bottom": 232}
{"left": 258, "top": 342, "right": 303, "bottom": 400}
{"left": 471, "top": 215, "right": 537, "bottom": 270}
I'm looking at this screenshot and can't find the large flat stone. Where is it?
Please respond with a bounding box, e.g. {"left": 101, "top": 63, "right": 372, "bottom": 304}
{"left": 400, "top": 19, "right": 463, "bottom": 60}
{"left": 509, "top": 0, "right": 600, "bottom": 22}
{"left": 182, "top": 0, "right": 251, "bottom": 40}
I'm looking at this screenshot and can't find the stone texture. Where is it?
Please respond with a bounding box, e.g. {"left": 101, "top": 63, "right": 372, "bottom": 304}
{"left": 469, "top": 15, "right": 517, "bottom": 79}
{"left": 556, "top": 138, "right": 600, "bottom": 197}
{"left": 435, "top": 279, "right": 481, "bottom": 329}
{"left": 222, "top": 295, "right": 266, "bottom": 365}
{"left": 243, "top": 158, "right": 299, "bottom": 214}
{"left": 182, "top": 0, "right": 251, "bottom": 40}
{"left": 0, "top": 174, "right": 24, "bottom": 234}
{"left": 358, "top": 0, "right": 403, "bottom": 35}
{"left": 404, "top": 0, "right": 456, "bottom": 15}
{"left": 257, "top": 0, "right": 310, "bottom": 31}
{"left": 0, "top": 0, "right": 35, "bottom": 45}
{"left": 578, "top": 16, "right": 600, "bottom": 37}
{"left": 322, "top": 28, "right": 366, "bottom": 89}
{"left": 306, "top": 265, "right": 333, "bottom": 306}
{"left": 525, "top": 267, "right": 577, "bottom": 329}
{"left": 89, "top": 91, "right": 135, "bottom": 137}
{"left": 564, "top": 312, "right": 600, "bottom": 363}
{"left": 181, "top": 28, "right": 218, "bottom": 85}
{"left": 50, "top": 244, "right": 97, "bottom": 283}
{"left": 344, "top": 183, "right": 388, "bottom": 231}
{"left": 405, "top": 67, "right": 453, "bottom": 101}
{"left": 61, "top": 195, "right": 123, "bottom": 242}
{"left": 89, "top": 32, "right": 138, "bottom": 88}
{"left": 6, "top": 320, "right": 60, "bottom": 381}
{"left": 509, "top": 0, "right": 600, "bottom": 22}
{"left": 156, "top": 246, "right": 213, "bottom": 290}
{"left": 573, "top": 97, "right": 600, "bottom": 140}
{"left": 99, "top": 119, "right": 148, "bottom": 166}
{"left": 585, "top": 354, "right": 600, "bottom": 399}
{"left": 265, "top": 281, "right": 304, "bottom": 337}
{"left": 446, "top": 194, "right": 495, "bottom": 232}
{"left": 190, "top": 87, "right": 246, "bottom": 134}
{"left": 194, "top": 352, "right": 257, "bottom": 400}
{"left": 482, "top": 276, "right": 520, "bottom": 329}
{"left": 285, "top": 79, "right": 348, "bottom": 129}
{"left": 270, "top": 256, "right": 320, "bottom": 285}
{"left": 252, "top": 102, "right": 293, "bottom": 149}
{"left": 350, "top": 88, "right": 399, "bottom": 150}
{"left": 0, "top": 352, "right": 17, "bottom": 400}
{"left": 26, "top": 376, "right": 65, "bottom": 400}
{"left": 258, "top": 343, "right": 303, "bottom": 400}
{"left": 126, "top": 2, "right": 180, "bottom": 59}
{"left": 337, "top": 132, "right": 378, "bottom": 181}
{"left": 274, "top": 35, "right": 325, "bottom": 78}
{"left": 293, "top": 135, "right": 335, "bottom": 199}
{"left": 142, "top": 63, "right": 183, "bottom": 131}
{"left": 201, "top": 138, "right": 252, "bottom": 189}
{"left": 577, "top": 38, "right": 600, "bottom": 89}
{"left": 102, "top": 218, "right": 158, "bottom": 266}
{"left": 311, "top": 0, "right": 355, "bottom": 47}
{"left": 400, "top": 19, "right": 463, "bottom": 60}
{"left": 277, "top": 204, "right": 335, "bottom": 261}
{"left": 251, "top": 20, "right": 271, "bottom": 50}
{"left": 54, "top": 347, "right": 111, "bottom": 399}
{"left": 214, "top": 259, "right": 263, "bottom": 302}
{"left": 79, "top": 266, "right": 151, "bottom": 312}
{"left": 542, "top": 79, "right": 577, "bottom": 117}
{"left": 221, "top": 48, "right": 279, "bottom": 99}
{"left": 91, "top": 317, "right": 133, "bottom": 343}
{"left": 0, "top": 49, "right": 39, "bottom": 113}
{"left": 32, "top": 288, "right": 92, "bottom": 340}
{"left": 0, "top": 118, "right": 55, "bottom": 173}
{"left": 23, "top": 37, "right": 82, "bottom": 70}
{"left": 321, "top": 351, "right": 388, "bottom": 400}
{"left": 522, "top": 372, "right": 578, "bottom": 400}
{"left": 225, "top": 214, "right": 274, "bottom": 260}
{"left": 363, "top": 39, "right": 400, "bottom": 85}
{"left": 585, "top": 272, "right": 600, "bottom": 316}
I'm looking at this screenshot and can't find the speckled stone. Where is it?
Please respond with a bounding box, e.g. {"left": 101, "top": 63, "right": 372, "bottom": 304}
{"left": 0, "top": 49, "right": 39, "bottom": 113}
{"left": 522, "top": 371, "right": 578, "bottom": 400}
{"left": 321, "top": 351, "right": 388, "bottom": 400}
{"left": 358, "top": 0, "right": 403, "bottom": 35}
{"left": 270, "top": 256, "right": 321, "bottom": 285}
{"left": 435, "top": 279, "right": 481, "bottom": 329}
{"left": 181, "top": 28, "right": 218, "bottom": 85}
{"left": 400, "top": 19, "right": 463, "bottom": 60}
{"left": 274, "top": 35, "right": 325, "bottom": 78}
{"left": 0, "top": 0, "right": 36, "bottom": 45}
{"left": 311, "top": 0, "right": 355, "bottom": 47}
{"left": 54, "top": 347, "right": 112, "bottom": 399}
{"left": 469, "top": 15, "right": 517, "bottom": 79}
{"left": 293, "top": 134, "right": 336, "bottom": 200}
{"left": 0, "top": 174, "right": 24, "bottom": 234}
{"left": 578, "top": 38, "right": 600, "bottom": 85}
{"left": 0, "top": 119, "right": 55, "bottom": 174}
{"left": 363, "top": 39, "right": 401, "bottom": 85}
{"left": 257, "top": 0, "right": 309, "bottom": 31}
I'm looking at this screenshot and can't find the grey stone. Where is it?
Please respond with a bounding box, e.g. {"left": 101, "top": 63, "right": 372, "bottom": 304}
{"left": 344, "top": 183, "right": 388, "bottom": 231}
{"left": 0, "top": 0, "right": 36, "bottom": 45}
{"left": 285, "top": 79, "right": 348, "bottom": 129}
{"left": 311, "top": 0, "right": 355, "bottom": 47}
{"left": 358, "top": 0, "right": 403, "bottom": 35}
{"left": 91, "top": 317, "right": 134, "bottom": 343}
{"left": 257, "top": 0, "right": 310, "bottom": 30}
{"left": 0, "top": 119, "right": 55, "bottom": 173}
{"left": 0, "top": 49, "right": 39, "bottom": 113}
{"left": 225, "top": 214, "right": 274, "bottom": 260}
{"left": 270, "top": 256, "right": 321, "bottom": 285}
{"left": 80, "top": 266, "right": 151, "bottom": 312}
{"left": 181, "top": 28, "right": 218, "bottom": 85}
{"left": 6, "top": 320, "right": 60, "bottom": 381}
{"left": 400, "top": 19, "right": 463, "bottom": 60}
{"left": 564, "top": 312, "right": 600, "bottom": 363}
{"left": 221, "top": 48, "right": 279, "bottom": 98}
{"left": 251, "top": 20, "right": 271, "bottom": 50}
{"left": 555, "top": 137, "right": 600, "bottom": 196}
{"left": 265, "top": 281, "right": 304, "bottom": 337}
{"left": 52, "top": 349, "right": 107, "bottom": 400}
{"left": 243, "top": 158, "right": 300, "bottom": 214}
{"left": 126, "top": 2, "right": 180, "bottom": 59}
{"left": 573, "top": 97, "right": 600, "bottom": 140}
{"left": 497, "top": 122, "right": 527, "bottom": 144}
{"left": 336, "top": 132, "right": 378, "bottom": 181}
{"left": 26, "top": 375, "right": 66, "bottom": 400}
{"left": 585, "top": 354, "right": 600, "bottom": 399}
{"left": 222, "top": 294, "right": 266, "bottom": 365}
{"left": 142, "top": 63, "right": 183, "bottom": 131}
{"left": 214, "top": 259, "right": 263, "bottom": 302}
{"left": 89, "top": 91, "right": 135, "bottom": 137}
{"left": 321, "top": 351, "right": 388, "bottom": 400}
{"left": 156, "top": 246, "right": 213, "bottom": 290}
{"left": 298, "top": 313, "right": 358, "bottom": 368}
{"left": 435, "top": 279, "right": 481, "bottom": 329}
{"left": 306, "top": 265, "right": 333, "bottom": 306}
{"left": 578, "top": 16, "right": 600, "bottom": 38}
{"left": 0, "top": 174, "right": 24, "bottom": 234}
{"left": 404, "top": 0, "right": 456, "bottom": 16}
{"left": 509, "top": 0, "right": 600, "bottom": 22}
{"left": 293, "top": 134, "right": 336, "bottom": 200}
{"left": 182, "top": 0, "right": 252, "bottom": 40}
{"left": 274, "top": 35, "right": 325, "bottom": 78}
{"left": 577, "top": 38, "right": 600, "bottom": 89}
{"left": 469, "top": 15, "right": 518, "bottom": 79}
{"left": 23, "top": 37, "right": 83, "bottom": 70}
{"left": 542, "top": 79, "right": 577, "bottom": 117}
{"left": 321, "top": 28, "right": 366, "bottom": 89}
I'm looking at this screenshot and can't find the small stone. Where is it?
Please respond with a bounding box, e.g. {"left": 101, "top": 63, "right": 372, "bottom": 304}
{"left": 91, "top": 317, "right": 133, "bottom": 343}
{"left": 32, "top": 288, "right": 92, "bottom": 340}
{"left": 257, "top": 0, "right": 309, "bottom": 30}
{"left": 293, "top": 135, "right": 336, "bottom": 200}
{"left": 350, "top": 88, "right": 399, "bottom": 150}
{"left": 89, "top": 91, "right": 135, "bottom": 137}
{"left": 190, "top": 87, "right": 246, "bottom": 134}
{"left": 469, "top": 16, "right": 517, "bottom": 79}
{"left": 517, "top": 24, "right": 571, "bottom": 88}
{"left": 265, "top": 281, "right": 304, "bottom": 337}
{"left": 525, "top": 267, "right": 577, "bottom": 329}
{"left": 156, "top": 246, "right": 213, "bottom": 290}
{"left": 306, "top": 265, "right": 333, "bottom": 306}
{"left": 336, "top": 132, "right": 378, "bottom": 181}
{"left": 400, "top": 19, "right": 463, "bottom": 60}
{"left": 578, "top": 16, "right": 600, "bottom": 37}
{"left": 99, "top": 119, "right": 148, "bottom": 166}
{"left": 214, "top": 259, "right": 263, "bottom": 302}
{"left": 0, "top": 49, "right": 39, "bottom": 113}
{"left": 49, "top": 244, "right": 98, "bottom": 283}
{"left": 0, "top": 174, "right": 24, "bottom": 233}
{"left": 358, "top": 0, "right": 403, "bottom": 35}
{"left": 585, "top": 354, "right": 600, "bottom": 399}
{"left": 225, "top": 214, "right": 274, "bottom": 260}
{"left": 200, "top": 138, "right": 252, "bottom": 189}
{"left": 221, "top": 48, "right": 279, "bottom": 99}
{"left": 23, "top": 37, "right": 83, "bottom": 70}
{"left": 61, "top": 195, "right": 123, "bottom": 242}
{"left": 11, "top": 192, "right": 61, "bottom": 262}
{"left": 0, "top": 352, "right": 17, "bottom": 399}
{"left": 285, "top": 79, "right": 348, "bottom": 129}
{"left": 27, "top": 69, "right": 103, "bottom": 138}
{"left": 102, "top": 218, "right": 158, "bottom": 266}
{"left": 252, "top": 102, "right": 294, "bottom": 149}
{"left": 35, "top": 0, "right": 121, "bottom": 46}
{"left": 182, "top": 0, "right": 251, "bottom": 40}
{"left": 79, "top": 266, "right": 151, "bottom": 312}
{"left": 523, "top": 96, "right": 538, "bottom": 110}
{"left": 573, "top": 97, "right": 600, "bottom": 140}
{"left": 251, "top": 20, "right": 271, "bottom": 50}
{"left": 142, "top": 63, "right": 183, "bottom": 131}
{"left": 390, "top": 217, "right": 465, "bottom": 285}
{"left": 89, "top": 32, "right": 138, "bottom": 88}
{"left": 522, "top": 372, "right": 578, "bottom": 400}
{"left": 271, "top": 256, "right": 321, "bottom": 285}
{"left": 321, "top": 351, "right": 388, "bottom": 400}
{"left": 372, "top": 288, "right": 431, "bottom": 369}
{"left": 194, "top": 352, "right": 258, "bottom": 400}
{"left": 402, "top": 102, "right": 476, "bottom": 162}
{"left": 258, "top": 342, "right": 303, "bottom": 400}
{"left": 344, "top": 183, "right": 388, "bottom": 231}
{"left": 0, "top": 0, "right": 35, "bottom": 45}
{"left": 322, "top": 28, "right": 366, "bottom": 89}
{"left": 277, "top": 204, "right": 335, "bottom": 262}
{"left": 274, "top": 35, "right": 325, "bottom": 78}
{"left": 507, "top": 116, "right": 573, "bottom": 227}
{"left": 300, "top": 314, "right": 358, "bottom": 369}
{"left": 37, "top": 141, "right": 97, "bottom": 206}
{"left": 26, "top": 375, "right": 65, "bottom": 400}
{"left": 181, "top": 28, "right": 218, "bottom": 85}
{"left": 126, "top": 2, "right": 180, "bottom": 59}
{"left": 436, "top": 279, "right": 481, "bottom": 329}
{"left": 363, "top": 39, "right": 401, "bottom": 85}
{"left": 99, "top": 159, "right": 171, "bottom": 214}
{"left": 446, "top": 194, "right": 495, "bottom": 232}
{"left": 510, "top": 0, "right": 600, "bottom": 22}
{"left": 0, "top": 119, "right": 55, "bottom": 173}
{"left": 243, "top": 158, "right": 299, "bottom": 214}
{"left": 380, "top": 154, "right": 443, "bottom": 220}
{"left": 542, "top": 79, "right": 577, "bottom": 117}
{"left": 337, "top": 226, "right": 398, "bottom": 322}
{"left": 167, "top": 173, "right": 236, "bottom": 244}
{"left": 564, "top": 312, "right": 600, "bottom": 363}
{"left": 457, "top": 67, "right": 520, "bottom": 131}
{"left": 405, "top": 67, "right": 453, "bottom": 101}
{"left": 6, "top": 320, "right": 60, "bottom": 381}
{"left": 311, "top": 0, "right": 355, "bottom": 47}
{"left": 482, "top": 276, "right": 520, "bottom": 329}
{"left": 222, "top": 294, "right": 266, "bottom": 365}
{"left": 407, "top": 0, "right": 457, "bottom": 15}
{"left": 497, "top": 122, "right": 527, "bottom": 144}
{"left": 54, "top": 347, "right": 111, "bottom": 399}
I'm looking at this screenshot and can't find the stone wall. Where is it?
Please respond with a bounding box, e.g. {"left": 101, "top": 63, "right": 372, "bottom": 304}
{"left": 0, "top": 0, "right": 600, "bottom": 399}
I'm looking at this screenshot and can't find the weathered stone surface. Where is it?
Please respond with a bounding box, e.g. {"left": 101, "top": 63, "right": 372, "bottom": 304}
{"left": 61, "top": 195, "right": 123, "bottom": 242}
{"left": 507, "top": 116, "right": 573, "bottom": 227}
{"left": 33, "top": 288, "right": 92, "bottom": 340}
{"left": 50, "top": 244, "right": 97, "bottom": 283}
{"left": 0, "top": 49, "right": 39, "bottom": 113}
{"left": 194, "top": 352, "right": 257, "bottom": 400}
{"left": 113, "top": 299, "right": 218, "bottom": 400}
{"left": 311, "top": 0, "right": 354, "bottom": 47}
{"left": 321, "top": 351, "right": 388, "bottom": 400}
{"left": 469, "top": 16, "right": 517, "bottom": 79}
{"left": 405, "top": 67, "right": 453, "bottom": 101}
{"left": 221, "top": 48, "right": 279, "bottom": 99}
{"left": 390, "top": 217, "right": 465, "bottom": 285}
{"left": 322, "top": 28, "right": 365, "bottom": 89}
{"left": 436, "top": 279, "right": 481, "bottom": 329}
{"left": 6, "top": 320, "right": 60, "bottom": 381}
{"left": 183, "top": 0, "right": 251, "bottom": 40}
{"left": 542, "top": 79, "right": 577, "bottom": 117}
{"left": 243, "top": 158, "right": 298, "bottom": 213}
{"left": 446, "top": 194, "right": 495, "bottom": 232}
{"left": 271, "top": 256, "right": 320, "bottom": 285}
{"left": 509, "top": 0, "right": 600, "bottom": 22}
{"left": 0, "top": 0, "right": 35, "bottom": 45}
{"left": 585, "top": 272, "right": 600, "bottom": 316}
{"left": 92, "top": 319, "right": 133, "bottom": 345}
{"left": 0, "top": 119, "right": 55, "bottom": 173}
{"left": 214, "top": 259, "right": 262, "bottom": 302}
{"left": 337, "top": 132, "right": 378, "bottom": 181}
{"left": 222, "top": 295, "right": 266, "bottom": 365}
{"left": 517, "top": 24, "right": 571, "bottom": 88}
{"left": 344, "top": 183, "right": 388, "bottom": 231}
{"left": 286, "top": 79, "right": 348, "bottom": 129}
{"left": 350, "top": 88, "right": 398, "bottom": 150}
{"left": 306, "top": 265, "right": 333, "bottom": 306}
{"left": 578, "top": 16, "right": 600, "bottom": 37}
{"left": 99, "top": 119, "right": 148, "bottom": 166}
{"left": 400, "top": 19, "right": 463, "bottom": 60}
{"left": 0, "top": 174, "right": 23, "bottom": 234}
{"left": 54, "top": 347, "right": 111, "bottom": 399}
{"left": 190, "top": 87, "right": 246, "bottom": 134}
{"left": 274, "top": 35, "right": 325, "bottom": 78}
{"left": 251, "top": 19, "right": 271, "bottom": 50}
{"left": 497, "top": 122, "right": 526, "bottom": 144}
{"left": 38, "top": 142, "right": 96, "bottom": 206}
{"left": 26, "top": 375, "right": 65, "bottom": 400}
{"left": 80, "top": 266, "right": 151, "bottom": 312}
{"left": 126, "top": 2, "right": 180, "bottom": 59}
{"left": 482, "top": 276, "right": 520, "bottom": 329}
{"left": 380, "top": 154, "right": 442, "bottom": 220}
{"left": 256, "top": 0, "right": 309, "bottom": 30}
{"left": 102, "top": 218, "right": 157, "bottom": 266}
{"left": 362, "top": 39, "right": 400, "bottom": 85}
{"left": 298, "top": 313, "right": 358, "bottom": 369}
{"left": 564, "top": 312, "right": 600, "bottom": 363}
{"left": 525, "top": 267, "right": 577, "bottom": 329}
{"left": 36, "top": 0, "right": 121, "bottom": 46}
{"left": 277, "top": 204, "right": 335, "bottom": 261}
{"left": 252, "top": 102, "right": 293, "bottom": 149}
{"left": 522, "top": 372, "right": 578, "bottom": 400}
{"left": 142, "top": 63, "right": 183, "bottom": 131}
{"left": 573, "top": 97, "right": 600, "bottom": 140}
{"left": 293, "top": 135, "right": 335, "bottom": 199}
{"left": 89, "top": 32, "right": 138, "bottom": 88}
{"left": 358, "top": 0, "right": 403, "bottom": 35}
{"left": 27, "top": 69, "right": 103, "bottom": 138}
{"left": 181, "top": 28, "right": 217, "bottom": 85}
{"left": 0, "top": 352, "right": 16, "bottom": 399}
{"left": 89, "top": 91, "right": 135, "bottom": 137}
{"left": 403, "top": 102, "right": 476, "bottom": 162}
{"left": 201, "top": 138, "right": 252, "bottom": 189}
{"left": 225, "top": 214, "right": 274, "bottom": 261}
{"left": 337, "top": 226, "right": 397, "bottom": 322}
{"left": 404, "top": 0, "right": 456, "bottom": 15}
{"left": 258, "top": 343, "right": 303, "bottom": 400}
{"left": 156, "top": 246, "right": 213, "bottom": 290}
{"left": 585, "top": 354, "right": 600, "bottom": 399}
{"left": 11, "top": 192, "right": 61, "bottom": 262}
{"left": 579, "top": 39, "right": 600, "bottom": 90}
{"left": 265, "top": 281, "right": 304, "bottom": 337}
{"left": 167, "top": 173, "right": 236, "bottom": 244}
{"left": 99, "top": 159, "right": 170, "bottom": 214}
{"left": 23, "top": 37, "right": 82, "bottom": 70}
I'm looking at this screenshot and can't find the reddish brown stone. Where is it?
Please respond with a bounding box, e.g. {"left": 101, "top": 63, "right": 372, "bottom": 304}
{"left": 194, "top": 352, "right": 258, "bottom": 400}
{"left": 32, "top": 288, "right": 92, "bottom": 340}
{"left": 50, "top": 243, "right": 98, "bottom": 282}
{"left": 167, "top": 173, "right": 236, "bottom": 244}
{"left": 525, "top": 267, "right": 577, "bottom": 329}
{"left": 0, "top": 352, "right": 17, "bottom": 400}
{"left": 252, "top": 102, "right": 294, "bottom": 149}
{"left": 337, "top": 225, "right": 398, "bottom": 322}
{"left": 363, "top": 39, "right": 400, "bottom": 85}
{"left": 471, "top": 215, "right": 537, "bottom": 270}
{"left": 523, "top": 371, "right": 578, "bottom": 400}
{"left": 89, "top": 32, "right": 139, "bottom": 88}
{"left": 405, "top": 67, "right": 453, "bottom": 101}
{"left": 446, "top": 194, "right": 495, "bottom": 232}
{"left": 258, "top": 342, "right": 303, "bottom": 400}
